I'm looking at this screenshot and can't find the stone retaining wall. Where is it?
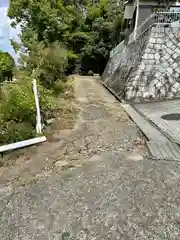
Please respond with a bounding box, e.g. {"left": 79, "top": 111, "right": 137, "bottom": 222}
{"left": 102, "top": 26, "right": 180, "bottom": 102}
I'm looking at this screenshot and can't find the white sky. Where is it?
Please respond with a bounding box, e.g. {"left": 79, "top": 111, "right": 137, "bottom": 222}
{"left": 0, "top": 0, "right": 20, "bottom": 60}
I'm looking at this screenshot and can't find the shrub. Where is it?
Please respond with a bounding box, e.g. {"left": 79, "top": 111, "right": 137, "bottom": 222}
{"left": 53, "top": 79, "right": 66, "bottom": 96}
{"left": 0, "top": 73, "right": 57, "bottom": 144}
{"left": 0, "top": 82, "right": 36, "bottom": 124}
{"left": 0, "top": 121, "right": 36, "bottom": 144}
{"left": 23, "top": 41, "right": 76, "bottom": 88}
{"left": 38, "top": 83, "right": 56, "bottom": 122}
{"left": 0, "top": 51, "right": 15, "bottom": 82}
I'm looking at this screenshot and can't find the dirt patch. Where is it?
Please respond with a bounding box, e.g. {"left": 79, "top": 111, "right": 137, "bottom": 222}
{"left": 45, "top": 101, "right": 79, "bottom": 142}
{"left": 0, "top": 77, "right": 79, "bottom": 186}
{"left": 0, "top": 76, "right": 145, "bottom": 189}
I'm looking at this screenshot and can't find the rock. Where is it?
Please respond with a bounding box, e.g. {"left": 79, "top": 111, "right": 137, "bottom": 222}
{"left": 47, "top": 119, "right": 54, "bottom": 125}
{"left": 55, "top": 160, "right": 68, "bottom": 167}
{"left": 126, "top": 151, "right": 144, "bottom": 161}
{"left": 77, "top": 97, "right": 89, "bottom": 104}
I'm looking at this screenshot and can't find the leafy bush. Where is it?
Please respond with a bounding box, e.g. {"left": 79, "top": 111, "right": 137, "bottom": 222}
{"left": 19, "top": 41, "right": 76, "bottom": 88}
{"left": 0, "top": 121, "right": 36, "bottom": 144}
{"left": 0, "top": 73, "right": 56, "bottom": 145}
{"left": 53, "top": 79, "right": 67, "bottom": 96}
{"left": 0, "top": 51, "right": 15, "bottom": 82}
{"left": 0, "top": 82, "right": 36, "bottom": 124}
{"left": 0, "top": 81, "right": 55, "bottom": 123}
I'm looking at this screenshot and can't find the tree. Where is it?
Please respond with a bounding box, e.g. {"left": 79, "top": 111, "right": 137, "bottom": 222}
{"left": 8, "top": 0, "right": 86, "bottom": 77}
{"left": 79, "top": 0, "right": 123, "bottom": 74}
{"left": 8, "top": 0, "right": 123, "bottom": 77}
{"left": 0, "top": 51, "right": 15, "bottom": 82}
{"left": 8, "top": 0, "right": 85, "bottom": 49}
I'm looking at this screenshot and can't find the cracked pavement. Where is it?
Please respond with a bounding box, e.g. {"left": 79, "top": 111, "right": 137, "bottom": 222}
{"left": 1, "top": 76, "right": 180, "bottom": 239}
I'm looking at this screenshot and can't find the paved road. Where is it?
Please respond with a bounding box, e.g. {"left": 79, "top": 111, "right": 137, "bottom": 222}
{"left": 1, "top": 77, "right": 180, "bottom": 239}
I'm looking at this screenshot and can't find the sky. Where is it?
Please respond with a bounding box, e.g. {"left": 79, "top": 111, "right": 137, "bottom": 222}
{"left": 0, "top": 0, "right": 20, "bottom": 60}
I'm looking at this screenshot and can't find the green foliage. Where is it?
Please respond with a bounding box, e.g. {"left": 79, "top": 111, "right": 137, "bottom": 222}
{"left": 76, "top": 0, "right": 123, "bottom": 74}
{"left": 0, "top": 51, "right": 15, "bottom": 82}
{"left": 0, "top": 0, "right": 124, "bottom": 144}
{"left": 0, "top": 51, "right": 14, "bottom": 72}
{"left": 0, "top": 121, "right": 36, "bottom": 144}
{"left": 88, "top": 6, "right": 101, "bottom": 20}
{"left": 32, "top": 42, "right": 68, "bottom": 87}
{"left": 53, "top": 79, "right": 67, "bottom": 96}
{"left": 8, "top": 0, "right": 124, "bottom": 76}
{"left": 81, "top": 2, "right": 115, "bottom": 74}
{"left": 0, "top": 72, "right": 56, "bottom": 144}
{"left": 0, "top": 82, "right": 36, "bottom": 124}
{"left": 19, "top": 41, "right": 73, "bottom": 88}
{"left": 111, "top": 14, "right": 124, "bottom": 45}
{"left": 8, "top": 0, "right": 84, "bottom": 48}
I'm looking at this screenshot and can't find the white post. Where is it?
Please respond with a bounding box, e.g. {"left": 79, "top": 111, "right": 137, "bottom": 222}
{"left": 133, "top": 0, "right": 139, "bottom": 41}
{"left": 32, "top": 79, "right": 42, "bottom": 134}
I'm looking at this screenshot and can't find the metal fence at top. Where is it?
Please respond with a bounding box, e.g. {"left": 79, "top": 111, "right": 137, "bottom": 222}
{"left": 129, "top": 13, "right": 156, "bottom": 43}
{"left": 155, "top": 12, "right": 180, "bottom": 24}
{"left": 128, "top": 11, "right": 180, "bottom": 43}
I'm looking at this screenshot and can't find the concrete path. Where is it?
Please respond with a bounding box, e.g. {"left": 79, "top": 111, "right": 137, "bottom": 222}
{"left": 1, "top": 77, "right": 180, "bottom": 239}
{"left": 135, "top": 100, "right": 180, "bottom": 144}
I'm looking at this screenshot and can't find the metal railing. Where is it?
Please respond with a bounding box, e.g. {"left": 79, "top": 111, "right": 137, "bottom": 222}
{"left": 129, "top": 11, "right": 180, "bottom": 43}
{"left": 129, "top": 13, "right": 156, "bottom": 43}
{"left": 155, "top": 12, "right": 180, "bottom": 24}
{"left": 110, "top": 40, "right": 125, "bottom": 58}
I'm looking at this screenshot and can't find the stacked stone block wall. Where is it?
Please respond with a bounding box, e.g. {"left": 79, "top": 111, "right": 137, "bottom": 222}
{"left": 102, "top": 26, "right": 180, "bottom": 102}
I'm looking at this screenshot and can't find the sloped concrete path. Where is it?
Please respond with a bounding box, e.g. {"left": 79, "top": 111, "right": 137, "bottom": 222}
{"left": 1, "top": 77, "right": 180, "bottom": 239}
{"left": 135, "top": 100, "right": 180, "bottom": 144}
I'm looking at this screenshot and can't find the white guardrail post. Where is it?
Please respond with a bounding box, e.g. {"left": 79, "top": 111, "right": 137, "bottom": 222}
{"left": 32, "top": 78, "right": 42, "bottom": 134}
{"left": 133, "top": 0, "right": 139, "bottom": 41}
